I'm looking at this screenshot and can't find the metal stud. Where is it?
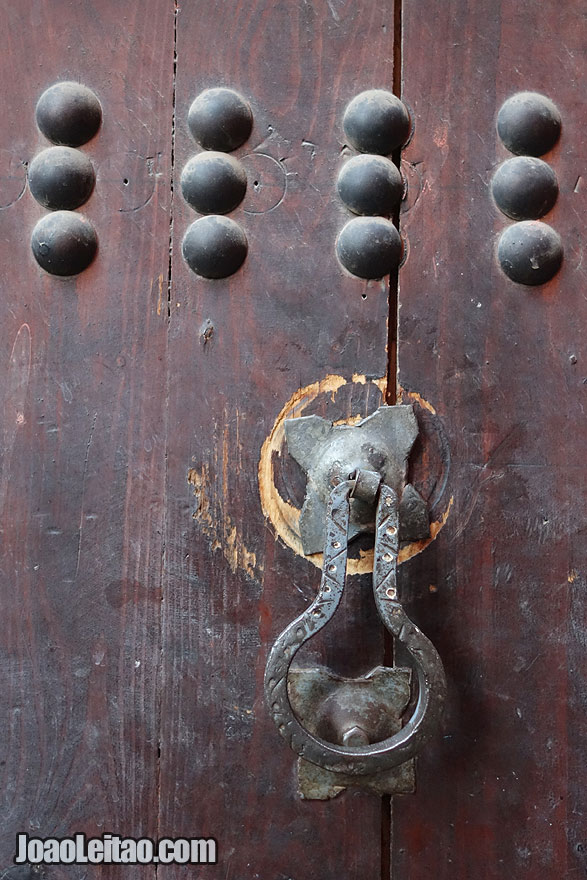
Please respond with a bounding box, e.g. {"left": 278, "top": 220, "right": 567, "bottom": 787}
{"left": 28, "top": 146, "right": 95, "bottom": 210}
{"left": 188, "top": 88, "right": 253, "bottom": 152}
{"left": 497, "top": 220, "right": 563, "bottom": 286}
{"left": 491, "top": 156, "right": 558, "bottom": 220}
{"left": 35, "top": 82, "right": 102, "bottom": 147}
{"left": 343, "top": 90, "right": 411, "bottom": 155}
{"left": 497, "top": 92, "right": 561, "bottom": 157}
{"left": 337, "top": 154, "right": 403, "bottom": 216}
{"left": 336, "top": 216, "right": 402, "bottom": 279}
{"left": 182, "top": 215, "right": 248, "bottom": 278}
{"left": 181, "top": 151, "right": 247, "bottom": 214}
{"left": 31, "top": 211, "right": 98, "bottom": 276}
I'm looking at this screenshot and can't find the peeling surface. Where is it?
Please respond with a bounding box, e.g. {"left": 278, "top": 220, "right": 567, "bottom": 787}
{"left": 0, "top": 323, "right": 31, "bottom": 517}
{"left": 188, "top": 465, "right": 262, "bottom": 580}
{"left": 258, "top": 374, "right": 452, "bottom": 572}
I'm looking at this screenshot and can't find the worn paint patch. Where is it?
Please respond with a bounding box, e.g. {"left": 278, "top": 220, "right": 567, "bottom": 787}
{"left": 223, "top": 515, "right": 258, "bottom": 577}
{"left": 399, "top": 386, "right": 437, "bottom": 415}
{"left": 188, "top": 464, "right": 261, "bottom": 579}
{"left": 188, "top": 465, "right": 214, "bottom": 528}
{"left": 0, "top": 323, "right": 31, "bottom": 516}
{"left": 156, "top": 272, "right": 164, "bottom": 316}
{"left": 258, "top": 374, "right": 452, "bottom": 572}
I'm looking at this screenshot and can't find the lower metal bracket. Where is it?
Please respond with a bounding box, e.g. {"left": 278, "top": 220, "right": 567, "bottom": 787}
{"left": 288, "top": 667, "right": 415, "bottom": 799}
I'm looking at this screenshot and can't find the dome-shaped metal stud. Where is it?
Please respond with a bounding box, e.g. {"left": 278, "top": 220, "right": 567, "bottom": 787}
{"left": 28, "top": 146, "right": 95, "bottom": 210}
{"left": 35, "top": 82, "right": 102, "bottom": 147}
{"left": 497, "top": 92, "right": 561, "bottom": 157}
{"left": 337, "top": 154, "right": 403, "bottom": 216}
{"left": 180, "top": 152, "right": 247, "bottom": 214}
{"left": 31, "top": 211, "right": 98, "bottom": 276}
{"left": 497, "top": 220, "right": 563, "bottom": 286}
{"left": 336, "top": 216, "right": 402, "bottom": 279}
{"left": 343, "top": 90, "right": 411, "bottom": 155}
{"left": 491, "top": 156, "right": 558, "bottom": 220}
{"left": 182, "top": 215, "right": 248, "bottom": 279}
{"left": 188, "top": 88, "right": 253, "bottom": 152}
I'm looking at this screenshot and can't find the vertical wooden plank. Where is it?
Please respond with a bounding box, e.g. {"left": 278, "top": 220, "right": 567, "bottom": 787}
{"left": 161, "top": 1, "right": 399, "bottom": 877}
{"left": 0, "top": 1, "right": 173, "bottom": 874}
{"left": 396, "top": 0, "right": 585, "bottom": 877}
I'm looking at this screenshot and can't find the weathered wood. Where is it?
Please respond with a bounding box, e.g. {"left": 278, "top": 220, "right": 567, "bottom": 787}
{"left": 0, "top": 1, "right": 174, "bottom": 875}
{"left": 160, "top": 1, "right": 400, "bottom": 877}
{"left": 395, "top": 1, "right": 586, "bottom": 877}
{"left": 2, "top": 2, "right": 584, "bottom": 878}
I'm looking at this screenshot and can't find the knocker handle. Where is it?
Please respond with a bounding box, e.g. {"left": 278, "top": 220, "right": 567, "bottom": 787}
{"left": 264, "top": 474, "right": 447, "bottom": 776}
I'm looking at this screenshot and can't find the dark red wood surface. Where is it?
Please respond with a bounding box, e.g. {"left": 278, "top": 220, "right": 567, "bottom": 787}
{"left": 0, "top": 1, "right": 584, "bottom": 879}
{"left": 0, "top": 2, "right": 174, "bottom": 877}
{"left": 160, "top": 2, "right": 400, "bottom": 878}
{"left": 395, "top": 1, "right": 586, "bottom": 877}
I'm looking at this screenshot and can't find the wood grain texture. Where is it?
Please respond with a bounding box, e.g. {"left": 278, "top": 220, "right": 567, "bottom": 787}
{"left": 3, "top": 2, "right": 583, "bottom": 879}
{"left": 160, "top": 1, "right": 399, "bottom": 877}
{"left": 395, "top": 1, "right": 586, "bottom": 877}
{"left": 0, "top": 1, "right": 174, "bottom": 875}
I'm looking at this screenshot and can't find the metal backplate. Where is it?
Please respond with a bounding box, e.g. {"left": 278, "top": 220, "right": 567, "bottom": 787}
{"left": 284, "top": 404, "right": 429, "bottom": 555}
{"left": 288, "top": 666, "right": 415, "bottom": 799}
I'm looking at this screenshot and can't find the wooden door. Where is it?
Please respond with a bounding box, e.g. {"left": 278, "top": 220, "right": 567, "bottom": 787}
{"left": 1, "top": 1, "right": 584, "bottom": 878}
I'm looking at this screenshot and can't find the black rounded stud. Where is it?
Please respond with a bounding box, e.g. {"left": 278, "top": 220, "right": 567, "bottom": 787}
{"left": 337, "top": 154, "right": 403, "bottom": 216}
{"left": 497, "top": 221, "right": 563, "bottom": 286}
{"left": 182, "top": 215, "right": 248, "bottom": 279}
{"left": 188, "top": 87, "right": 253, "bottom": 152}
{"left": 180, "top": 151, "right": 247, "bottom": 214}
{"left": 491, "top": 156, "right": 558, "bottom": 220}
{"left": 28, "top": 146, "right": 95, "bottom": 210}
{"left": 336, "top": 216, "right": 402, "bottom": 279}
{"left": 35, "top": 82, "right": 102, "bottom": 147}
{"left": 31, "top": 211, "right": 98, "bottom": 276}
{"left": 343, "top": 90, "right": 410, "bottom": 155}
{"left": 497, "top": 92, "right": 561, "bottom": 157}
